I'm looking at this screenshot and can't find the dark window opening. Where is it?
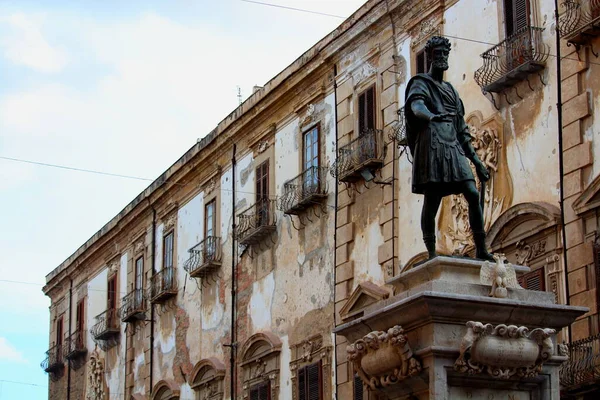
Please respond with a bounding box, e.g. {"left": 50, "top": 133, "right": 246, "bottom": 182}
{"left": 298, "top": 361, "right": 322, "bottom": 400}
{"left": 504, "top": 0, "right": 530, "bottom": 37}
{"left": 416, "top": 49, "right": 429, "bottom": 74}
{"left": 358, "top": 86, "right": 376, "bottom": 135}
{"left": 163, "top": 231, "right": 174, "bottom": 270}
{"left": 76, "top": 300, "right": 85, "bottom": 333}
{"left": 107, "top": 274, "right": 117, "bottom": 309}
{"left": 354, "top": 373, "right": 364, "bottom": 400}
{"left": 250, "top": 381, "right": 271, "bottom": 400}
{"left": 517, "top": 267, "right": 545, "bottom": 291}
{"left": 56, "top": 316, "right": 64, "bottom": 348}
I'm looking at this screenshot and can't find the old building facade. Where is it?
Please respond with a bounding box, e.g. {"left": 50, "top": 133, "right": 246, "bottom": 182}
{"left": 42, "top": 0, "right": 600, "bottom": 399}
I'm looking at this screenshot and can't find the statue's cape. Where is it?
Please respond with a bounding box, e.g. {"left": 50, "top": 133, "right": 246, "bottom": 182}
{"left": 404, "top": 73, "right": 465, "bottom": 155}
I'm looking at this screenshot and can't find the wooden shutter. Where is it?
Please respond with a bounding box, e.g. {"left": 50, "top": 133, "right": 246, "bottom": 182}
{"left": 505, "top": 0, "right": 530, "bottom": 37}
{"left": 298, "top": 361, "right": 322, "bottom": 400}
{"left": 517, "top": 268, "right": 545, "bottom": 291}
{"left": 354, "top": 374, "right": 364, "bottom": 400}
{"left": 107, "top": 275, "right": 117, "bottom": 309}
{"left": 76, "top": 300, "right": 85, "bottom": 333}
{"left": 358, "top": 86, "right": 375, "bottom": 135}
{"left": 250, "top": 382, "right": 270, "bottom": 400}
{"left": 56, "top": 317, "right": 64, "bottom": 346}
{"left": 256, "top": 161, "right": 269, "bottom": 201}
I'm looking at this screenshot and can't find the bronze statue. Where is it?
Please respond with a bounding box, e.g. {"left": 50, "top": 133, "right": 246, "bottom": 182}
{"left": 405, "top": 36, "right": 494, "bottom": 261}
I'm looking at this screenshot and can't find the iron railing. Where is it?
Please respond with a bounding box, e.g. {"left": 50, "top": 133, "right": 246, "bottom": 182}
{"left": 64, "top": 330, "right": 86, "bottom": 360}
{"left": 558, "top": 0, "right": 600, "bottom": 42}
{"left": 41, "top": 344, "right": 64, "bottom": 373}
{"left": 184, "top": 236, "right": 222, "bottom": 278}
{"left": 90, "top": 308, "right": 120, "bottom": 341}
{"left": 119, "top": 289, "right": 146, "bottom": 322}
{"left": 474, "top": 26, "right": 549, "bottom": 93}
{"left": 150, "top": 267, "right": 177, "bottom": 303}
{"left": 330, "top": 128, "right": 386, "bottom": 183}
{"left": 235, "top": 199, "right": 277, "bottom": 245}
{"left": 560, "top": 334, "right": 600, "bottom": 390}
{"left": 278, "top": 166, "right": 329, "bottom": 215}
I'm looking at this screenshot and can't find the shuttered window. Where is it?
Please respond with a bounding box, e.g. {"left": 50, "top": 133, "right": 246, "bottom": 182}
{"left": 517, "top": 268, "right": 545, "bottom": 291}
{"left": 256, "top": 161, "right": 269, "bottom": 202}
{"left": 505, "top": 0, "right": 530, "bottom": 37}
{"left": 298, "top": 361, "right": 322, "bottom": 400}
{"left": 76, "top": 300, "right": 85, "bottom": 333}
{"left": 358, "top": 86, "right": 375, "bottom": 135}
{"left": 353, "top": 374, "right": 364, "bottom": 400}
{"left": 250, "top": 381, "right": 270, "bottom": 400}
{"left": 107, "top": 275, "right": 117, "bottom": 309}
{"left": 56, "top": 316, "right": 64, "bottom": 347}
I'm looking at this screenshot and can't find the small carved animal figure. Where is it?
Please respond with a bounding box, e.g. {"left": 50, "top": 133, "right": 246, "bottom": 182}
{"left": 480, "top": 253, "right": 521, "bottom": 298}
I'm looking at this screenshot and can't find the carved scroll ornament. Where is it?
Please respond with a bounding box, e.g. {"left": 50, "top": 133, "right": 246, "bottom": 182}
{"left": 454, "top": 321, "right": 555, "bottom": 379}
{"left": 347, "top": 325, "right": 422, "bottom": 390}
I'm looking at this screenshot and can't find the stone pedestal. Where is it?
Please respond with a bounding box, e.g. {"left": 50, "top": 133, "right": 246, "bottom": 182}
{"left": 334, "top": 257, "right": 588, "bottom": 400}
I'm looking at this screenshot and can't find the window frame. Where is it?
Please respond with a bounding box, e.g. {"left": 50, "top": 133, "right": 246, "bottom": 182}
{"left": 163, "top": 231, "right": 175, "bottom": 270}
{"left": 76, "top": 299, "right": 85, "bottom": 333}
{"left": 134, "top": 255, "right": 144, "bottom": 291}
{"left": 205, "top": 199, "right": 216, "bottom": 239}
{"left": 357, "top": 84, "right": 376, "bottom": 135}
{"left": 297, "top": 360, "right": 323, "bottom": 400}
{"left": 504, "top": 0, "right": 531, "bottom": 38}
{"left": 56, "top": 315, "right": 64, "bottom": 348}
{"left": 250, "top": 381, "right": 271, "bottom": 400}
{"left": 517, "top": 267, "right": 545, "bottom": 291}
{"left": 256, "top": 160, "right": 270, "bottom": 202}
{"left": 415, "top": 48, "right": 429, "bottom": 75}
{"left": 107, "top": 274, "right": 118, "bottom": 310}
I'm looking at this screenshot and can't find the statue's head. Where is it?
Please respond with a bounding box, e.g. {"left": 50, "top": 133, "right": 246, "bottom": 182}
{"left": 425, "top": 36, "right": 451, "bottom": 72}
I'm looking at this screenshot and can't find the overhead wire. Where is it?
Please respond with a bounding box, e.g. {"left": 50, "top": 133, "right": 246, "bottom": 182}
{"left": 239, "top": 0, "right": 346, "bottom": 19}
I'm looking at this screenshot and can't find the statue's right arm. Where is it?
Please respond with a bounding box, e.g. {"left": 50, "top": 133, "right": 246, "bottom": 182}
{"left": 410, "top": 99, "right": 435, "bottom": 122}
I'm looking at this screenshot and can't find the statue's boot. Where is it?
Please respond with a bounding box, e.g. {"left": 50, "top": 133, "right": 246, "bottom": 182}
{"left": 424, "top": 234, "right": 437, "bottom": 259}
{"left": 474, "top": 231, "right": 494, "bottom": 261}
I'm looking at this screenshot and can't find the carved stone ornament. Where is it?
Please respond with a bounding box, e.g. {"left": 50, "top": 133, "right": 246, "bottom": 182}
{"left": 515, "top": 239, "right": 547, "bottom": 266}
{"left": 86, "top": 351, "right": 106, "bottom": 400}
{"left": 347, "top": 325, "right": 422, "bottom": 390}
{"left": 300, "top": 103, "right": 316, "bottom": 127}
{"left": 411, "top": 19, "right": 442, "bottom": 50}
{"left": 134, "top": 238, "right": 145, "bottom": 254}
{"left": 204, "top": 177, "right": 217, "bottom": 195}
{"left": 454, "top": 321, "right": 555, "bottom": 379}
{"left": 480, "top": 254, "right": 522, "bottom": 298}
{"left": 163, "top": 214, "right": 177, "bottom": 231}
{"left": 352, "top": 62, "right": 377, "bottom": 87}
{"left": 108, "top": 260, "right": 119, "bottom": 275}
{"left": 257, "top": 140, "right": 269, "bottom": 154}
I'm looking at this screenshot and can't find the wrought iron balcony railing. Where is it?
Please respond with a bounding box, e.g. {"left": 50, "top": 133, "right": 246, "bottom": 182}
{"left": 474, "top": 26, "right": 549, "bottom": 93}
{"left": 90, "top": 308, "right": 120, "bottom": 341}
{"left": 150, "top": 267, "right": 177, "bottom": 303}
{"left": 558, "top": 0, "right": 600, "bottom": 44}
{"left": 278, "top": 166, "right": 328, "bottom": 215}
{"left": 64, "top": 330, "right": 87, "bottom": 360}
{"left": 330, "top": 128, "right": 386, "bottom": 183}
{"left": 235, "top": 199, "right": 277, "bottom": 245}
{"left": 184, "top": 236, "right": 222, "bottom": 278}
{"left": 41, "top": 344, "right": 64, "bottom": 373}
{"left": 119, "top": 289, "right": 146, "bottom": 322}
{"left": 560, "top": 334, "right": 600, "bottom": 391}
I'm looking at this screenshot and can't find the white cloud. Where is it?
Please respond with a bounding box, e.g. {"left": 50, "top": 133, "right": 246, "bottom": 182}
{"left": 0, "top": 337, "right": 27, "bottom": 364}
{"left": 0, "top": 12, "right": 68, "bottom": 73}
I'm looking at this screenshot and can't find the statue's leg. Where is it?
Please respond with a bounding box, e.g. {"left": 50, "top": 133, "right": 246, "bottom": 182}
{"left": 421, "top": 190, "right": 443, "bottom": 259}
{"left": 462, "top": 181, "right": 494, "bottom": 261}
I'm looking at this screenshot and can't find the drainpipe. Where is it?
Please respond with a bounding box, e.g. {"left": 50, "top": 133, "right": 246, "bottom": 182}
{"left": 67, "top": 277, "right": 72, "bottom": 400}
{"left": 149, "top": 203, "right": 157, "bottom": 392}
{"left": 230, "top": 143, "right": 237, "bottom": 400}
{"left": 554, "top": 0, "right": 572, "bottom": 341}
{"left": 332, "top": 63, "right": 340, "bottom": 398}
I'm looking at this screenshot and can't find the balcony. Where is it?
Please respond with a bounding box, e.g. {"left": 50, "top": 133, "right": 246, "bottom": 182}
{"left": 330, "top": 129, "right": 386, "bottom": 183}
{"left": 119, "top": 289, "right": 146, "bottom": 322}
{"left": 235, "top": 199, "right": 277, "bottom": 245}
{"left": 41, "top": 344, "right": 64, "bottom": 373}
{"left": 184, "top": 236, "right": 222, "bottom": 278}
{"left": 559, "top": 0, "right": 600, "bottom": 45}
{"left": 90, "top": 308, "right": 120, "bottom": 341}
{"left": 64, "top": 330, "right": 87, "bottom": 360}
{"left": 150, "top": 267, "right": 177, "bottom": 303}
{"left": 278, "top": 166, "right": 329, "bottom": 215}
{"left": 474, "top": 26, "right": 549, "bottom": 93}
{"left": 560, "top": 334, "right": 600, "bottom": 393}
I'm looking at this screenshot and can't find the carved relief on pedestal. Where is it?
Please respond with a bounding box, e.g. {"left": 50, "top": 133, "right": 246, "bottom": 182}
{"left": 439, "top": 113, "right": 512, "bottom": 255}
{"left": 454, "top": 321, "right": 555, "bottom": 379}
{"left": 347, "top": 325, "right": 422, "bottom": 390}
{"left": 85, "top": 351, "right": 106, "bottom": 400}
{"left": 480, "top": 254, "right": 522, "bottom": 298}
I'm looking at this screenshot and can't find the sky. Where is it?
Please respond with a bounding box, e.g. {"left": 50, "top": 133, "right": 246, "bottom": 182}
{"left": 0, "top": 1, "right": 365, "bottom": 398}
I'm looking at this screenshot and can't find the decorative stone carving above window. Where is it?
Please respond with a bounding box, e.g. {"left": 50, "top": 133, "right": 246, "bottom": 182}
{"left": 162, "top": 214, "right": 177, "bottom": 232}
{"left": 151, "top": 380, "right": 180, "bottom": 400}
{"left": 339, "top": 281, "right": 392, "bottom": 321}
{"left": 410, "top": 18, "right": 442, "bottom": 50}
{"left": 289, "top": 335, "right": 332, "bottom": 400}
{"left": 190, "top": 358, "right": 226, "bottom": 400}
{"left": 240, "top": 332, "right": 282, "bottom": 400}
{"left": 352, "top": 62, "right": 377, "bottom": 88}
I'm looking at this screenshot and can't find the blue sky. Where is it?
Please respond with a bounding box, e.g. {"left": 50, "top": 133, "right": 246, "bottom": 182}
{"left": 0, "top": 1, "right": 364, "bottom": 398}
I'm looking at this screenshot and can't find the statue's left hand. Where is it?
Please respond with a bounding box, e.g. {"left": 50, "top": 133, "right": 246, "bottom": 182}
{"left": 475, "top": 161, "right": 490, "bottom": 182}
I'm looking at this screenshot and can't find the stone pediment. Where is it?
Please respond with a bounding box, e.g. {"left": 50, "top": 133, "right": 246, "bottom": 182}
{"left": 573, "top": 174, "right": 600, "bottom": 216}
{"left": 339, "top": 281, "right": 392, "bottom": 321}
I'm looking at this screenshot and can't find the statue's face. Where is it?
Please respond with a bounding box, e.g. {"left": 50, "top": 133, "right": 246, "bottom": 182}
{"left": 431, "top": 45, "right": 450, "bottom": 71}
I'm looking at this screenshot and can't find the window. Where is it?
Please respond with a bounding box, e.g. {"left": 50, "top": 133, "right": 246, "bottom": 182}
{"left": 303, "top": 126, "right": 320, "bottom": 193}
{"left": 205, "top": 200, "right": 216, "bottom": 238}
{"left": 298, "top": 361, "right": 322, "bottom": 400}
{"left": 517, "top": 268, "right": 545, "bottom": 291}
{"left": 358, "top": 85, "right": 375, "bottom": 135}
{"left": 76, "top": 300, "right": 85, "bottom": 333}
{"left": 107, "top": 274, "right": 117, "bottom": 309}
{"left": 163, "top": 232, "right": 174, "bottom": 270}
{"left": 256, "top": 161, "right": 270, "bottom": 226}
{"left": 504, "top": 0, "right": 530, "bottom": 37}
{"left": 250, "top": 382, "right": 270, "bottom": 400}
{"left": 416, "top": 48, "right": 429, "bottom": 74}
{"left": 56, "top": 316, "right": 64, "bottom": 349}
{"left": 135, "top": 256, "right": 144, "bottom": 291}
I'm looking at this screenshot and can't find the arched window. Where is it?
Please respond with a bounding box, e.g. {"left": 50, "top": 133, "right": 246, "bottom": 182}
{"left": 240, "top": 332, "right": 282, "bottom": 400}
{"left": 190, "top": 358, "right": 225, "bottom": 399}
{"left": 151, "top": 380, "right": 180, "bottom": 400}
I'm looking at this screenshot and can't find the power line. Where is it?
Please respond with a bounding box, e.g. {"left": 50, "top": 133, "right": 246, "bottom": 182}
{"left": 240, "top": 0, "right": 346, "bottom": 19}
{"left": 0, "top": 380, "right": 47, "bottom": 389}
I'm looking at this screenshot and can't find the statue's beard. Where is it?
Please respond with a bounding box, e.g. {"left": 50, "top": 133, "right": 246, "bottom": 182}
{"left": 432, "top": 59, "right": 448, "bottom": 70}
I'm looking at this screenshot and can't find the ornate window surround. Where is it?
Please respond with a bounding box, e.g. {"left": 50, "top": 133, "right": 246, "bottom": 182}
{"left": 240, "top": 332, "right": 282, "bottom": 400}
{"left": 189, "top": 358, "right": 226, "bottom": 400}
{"left": 151, "top": 380, "right": 180, "bottom": 400}
{"left": 289, "top": 335, "right": 332, "bottom": 400}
